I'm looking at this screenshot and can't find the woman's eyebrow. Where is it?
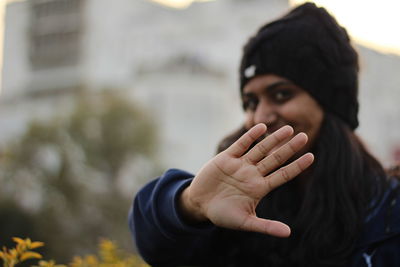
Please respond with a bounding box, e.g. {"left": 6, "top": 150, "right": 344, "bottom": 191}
{"left": 242, "top": 81, "right": 293, "bottom": 97}
{"left": 263, "top": 81, "right": 293, "bottom": 93}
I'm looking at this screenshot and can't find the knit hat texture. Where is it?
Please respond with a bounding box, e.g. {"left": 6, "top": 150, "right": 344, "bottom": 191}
{"left": 240, "top": 2, "right": 359, "bottom": 129}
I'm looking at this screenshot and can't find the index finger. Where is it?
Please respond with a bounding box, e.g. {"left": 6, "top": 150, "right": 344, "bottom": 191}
{"left": 225, "top": 124, "right": 267, "bottom": 157}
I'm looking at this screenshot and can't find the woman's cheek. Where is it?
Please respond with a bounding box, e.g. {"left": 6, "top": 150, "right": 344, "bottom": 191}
{"left": 245, "top": 112, "right": 255, "bottom": 129}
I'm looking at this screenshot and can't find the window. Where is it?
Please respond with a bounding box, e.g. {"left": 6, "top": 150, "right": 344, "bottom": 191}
{"left": 29, "top": 0, "right": 84, "bottom": 69}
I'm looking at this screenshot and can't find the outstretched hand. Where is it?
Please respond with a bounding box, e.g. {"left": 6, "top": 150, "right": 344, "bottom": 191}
{"left": 179, "top": 124, "right": 314, "bottom": 237}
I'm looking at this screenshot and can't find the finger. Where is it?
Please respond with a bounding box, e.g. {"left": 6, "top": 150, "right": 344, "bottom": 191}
{"left": 225, "top": 123, "right": 267, "bottom": 157}
{"left": 264, "top": 153, "right": 314, "bottom": 191}
{"left": 256, "top": 132, "right": 308, "bottom": 175}
{"left": 245, "top": 125, "right": 294, "bottom": 164}
{"left": 240, "top": 216, "right": 291, "bottom": 237}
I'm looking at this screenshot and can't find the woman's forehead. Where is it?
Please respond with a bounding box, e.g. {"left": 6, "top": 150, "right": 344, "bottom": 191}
{"left": 243, "top": 75, "right": 298, "bottom": 94}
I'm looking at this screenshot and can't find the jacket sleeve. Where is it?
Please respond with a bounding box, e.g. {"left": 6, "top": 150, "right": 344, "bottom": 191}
{"left": 129, "top": 169, "right": 217, "bottom": 266}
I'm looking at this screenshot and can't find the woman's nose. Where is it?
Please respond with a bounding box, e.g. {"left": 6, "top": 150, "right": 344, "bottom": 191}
{"left": 253, "top": 100, "right": 277, "bottom": 126}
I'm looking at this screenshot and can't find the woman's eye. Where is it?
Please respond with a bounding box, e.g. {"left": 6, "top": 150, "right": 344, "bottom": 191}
{"left": 243, "top": 98, "right": 258, "bottom": 111}
{"left": 273, "top": 89, "right": 293, "bottom": 102}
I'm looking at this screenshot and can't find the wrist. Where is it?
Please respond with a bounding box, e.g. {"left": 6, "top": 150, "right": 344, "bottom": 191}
{"left": 178, "top": 186, "right": 208, "bottom": 224}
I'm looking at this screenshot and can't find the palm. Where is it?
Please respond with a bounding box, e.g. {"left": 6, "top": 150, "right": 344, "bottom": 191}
{"left": 208, "top": 156, "right": 269, "bottom": 221}
{"left": 184, "top": 124, "right": 314, "bottom": 237}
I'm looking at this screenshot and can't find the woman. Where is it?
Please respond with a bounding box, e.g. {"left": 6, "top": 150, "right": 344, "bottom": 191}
{"left": 129, "top": 3, "right": 400, "bottom": 267}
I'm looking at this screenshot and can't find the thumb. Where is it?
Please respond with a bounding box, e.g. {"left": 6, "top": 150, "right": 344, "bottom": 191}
{"left": 241, "top": 216, "right": 291, "bottom": 238}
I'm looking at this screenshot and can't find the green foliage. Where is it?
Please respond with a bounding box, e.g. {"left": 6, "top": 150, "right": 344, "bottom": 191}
{"left": 0, "top": 91, "right": 162, "bottom": 262}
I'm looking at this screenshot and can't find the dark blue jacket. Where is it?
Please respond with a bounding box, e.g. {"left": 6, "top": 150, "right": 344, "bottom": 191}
{"left": 129, "top": 169, "right": 400, "bottom": 267}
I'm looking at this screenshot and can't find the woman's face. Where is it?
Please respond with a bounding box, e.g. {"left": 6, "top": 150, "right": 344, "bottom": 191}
{"left": 242, "top": 74, "right": 324, "bottom": 153}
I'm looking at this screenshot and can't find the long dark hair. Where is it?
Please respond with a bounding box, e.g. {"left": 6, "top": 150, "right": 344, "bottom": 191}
{"left": 214, "top": 113, "right": 388, "bottom": 267}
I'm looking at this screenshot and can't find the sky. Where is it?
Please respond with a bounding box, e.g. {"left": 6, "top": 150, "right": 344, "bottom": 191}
{"left": 0, "top": 0, "right": 399, "bottom": 88}
{"left": 149, "top": 0, "right": 400, "bottom": 55}
{"left": 290, "top": 0, "right": 400, "bottom": 55}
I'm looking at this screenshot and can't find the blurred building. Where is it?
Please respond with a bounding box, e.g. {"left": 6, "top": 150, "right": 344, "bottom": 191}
{"left": 1, "top": 0, "right": 399, "bottom": 173}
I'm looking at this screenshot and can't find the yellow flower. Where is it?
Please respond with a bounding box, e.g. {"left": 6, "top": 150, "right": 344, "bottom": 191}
{"left": 20, "top": 251, "right": 43, "bottom": 261}
{"left": 6, "top": 248, "right": 19, "bottom": 262}
{"left": 34, "top": 260, "right": 67, "bottom": 267}
{"left": 12, "top": 237, "right": 44, "bottom": 250}
{"left": 12, "top": 237, "right": 26, "bottom": 246}
{"left": 2, "top": 237, "right": 150, "bottom": 267}
{"left": 69, "top": 256, "right": 83, "bottom": 267}
{"left": 84, "top": 255, "right": 99, "bottom": 266}
{"left": 30, "top": 241, "right": 45, "bottom": 250}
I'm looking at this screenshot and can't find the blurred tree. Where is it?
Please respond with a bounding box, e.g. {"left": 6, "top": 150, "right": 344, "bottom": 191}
{"left": 0, "top": 90, "right": 163, "bottom": 263}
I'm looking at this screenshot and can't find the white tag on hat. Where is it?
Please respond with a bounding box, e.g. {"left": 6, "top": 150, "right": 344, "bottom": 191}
{"left": 244, "top": 65, "right": 256, "bottom": 78}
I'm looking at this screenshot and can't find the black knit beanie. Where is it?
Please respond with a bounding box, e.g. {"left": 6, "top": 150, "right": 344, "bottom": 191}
{"left": 240, "top": 2, "right": 359, "bottom": 129}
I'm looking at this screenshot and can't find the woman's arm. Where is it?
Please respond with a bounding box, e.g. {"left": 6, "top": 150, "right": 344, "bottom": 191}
{"left": 129, "top": 169, "right": 217, "bottom": 266}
